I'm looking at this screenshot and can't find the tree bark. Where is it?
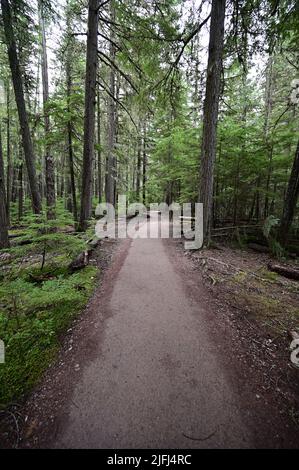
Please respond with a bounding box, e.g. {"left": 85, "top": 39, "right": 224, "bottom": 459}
{"left": 6, "top": 82, "right": 12, "bottom": 226}
{"left": 278, "top": 139, "right": 299, "bottom": 246}
{"left": 18, "top": 162, "right": 23, "bottom": 222}
{"left": 79, "top": 0, "right": 99, "bottom": 230}
{"left": 105, "top": 1, "right": 116, "bottom": 207}
{"left": 0, "top": 124, "right": 9, "bottom": 248}
{"left": 38, "top": 0, "right": 56, "bottom": 219}
{"left": 97, "top": 86, "right": 102, "bottom": 203}
{"left": 142, "top": 123, "right": 147, "bottom": 205}
{"left": 66, "top": 3, "right": 78, "bottom": 222}
{"left": 263, "top": 56, "right": 274, "bottom": 219}
{"left": 136, "top": 125, "right": 141, "bottom": 201}
{"left": 17, "top": 139, "right": 23, "bottom": 221}
{"left": 199, "top": 0, "right": 226, "bottom": 242}
{"left": 1, "top": 0, "right": 41, "bottom": 214}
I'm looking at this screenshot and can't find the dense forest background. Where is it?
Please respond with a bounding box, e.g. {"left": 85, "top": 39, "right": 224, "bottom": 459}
{"left": 0, "top": 0, "right": 298, "bottom": 247}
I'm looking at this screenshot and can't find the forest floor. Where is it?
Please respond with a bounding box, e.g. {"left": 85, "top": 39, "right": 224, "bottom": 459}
{"left": 173, "top": 240, "right": 299, "bottom": 431}
{"left": 1, "top": 218, "right": 298, "bottom": 449}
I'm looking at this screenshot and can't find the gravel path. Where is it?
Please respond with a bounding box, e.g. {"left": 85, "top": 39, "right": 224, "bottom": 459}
{"left": 54, "top": 224, "right": 254, "bottom": 448}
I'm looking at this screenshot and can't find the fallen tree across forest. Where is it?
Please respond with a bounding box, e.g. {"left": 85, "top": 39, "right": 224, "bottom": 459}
{"left": 267, "top": 262, "right": 299, "bottom": 281}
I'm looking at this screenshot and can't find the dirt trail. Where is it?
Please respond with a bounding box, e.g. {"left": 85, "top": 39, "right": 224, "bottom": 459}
{"left": 52, "top": 221, "right": 256, "bottom": 449}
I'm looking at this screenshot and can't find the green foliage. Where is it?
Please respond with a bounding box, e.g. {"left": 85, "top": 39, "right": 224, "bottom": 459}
{"left": 0, "top": 211, "right": 97, "bottom": 406}
{"left": 263, "top": 215, "right": 279, "bottom": 239}
{"left": 262, "top": 215, "right": 285, "bottom": 258}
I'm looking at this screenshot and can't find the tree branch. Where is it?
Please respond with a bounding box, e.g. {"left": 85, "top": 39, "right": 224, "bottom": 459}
{"left": 154, "top": 13, "right": 211, "bottom": 88}
{"left": 97, "top": 79, "right": 138, "bottom": 130}
{"left": 98, "top": 49, "right": 138, "bottom": 92}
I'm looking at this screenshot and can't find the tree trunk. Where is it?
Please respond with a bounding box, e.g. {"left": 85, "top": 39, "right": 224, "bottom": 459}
{"left": 199, "top": 0, "right": 226, "bottom": 242}
{"left": 38, "top": 0, "right": 56, "bottom": 219}
{"left": 136, "top": 125, "right": 141, "bottom": 201}
{"left": 105, "top": 2, "right": 116, "bottom": 207}
{"left": 142, "top": 123, "right": 147, "bottom": 205}
{"left": 278, "top": 139, "right": 299, "bottom": 246}
{"left": 66, "top": 4, "right": 78, "bottom": 222}
{"left": 255, "top": 175, "right": 261, "bottom": 220}
{"left": 97, "top": 86, "right": 102, "bottom": 203}
{"left": 79, "top": 0, "right": 99, "bottom": 230}
{"left": 6, "top": 82, "right": 12, "bottom": 226}
{"left": 1, "top": 0, "right": 41, "bottom": 214}
{"left": 0, "top": 125, "right": 9, "bottom": 249}
{"left": 113, "top": 73, "right": 120, "bottom": 205}
{"left": 263, "top": 56, "right": 274, "bottom": 219}
{"left": 18, "top": 137, "right": 24, "bottom": 221}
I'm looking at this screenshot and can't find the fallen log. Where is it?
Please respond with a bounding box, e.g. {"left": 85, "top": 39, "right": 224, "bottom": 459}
{"left": 267, "top": 262, "right": 299, "bottom": 281}
{"left": 8, "top": 233, "right": 27, "bottom": 239}
{"left": 68, "top": 236, "right": 103, "bottom": 272}
{"left": 248, "top": 243, "right": 270, "bottom": 253}
{"left": 12, "top": 238, "right": 33, "bottom": 246}
{"left": 212, "top": 224, "right": 262, "bottom": 231}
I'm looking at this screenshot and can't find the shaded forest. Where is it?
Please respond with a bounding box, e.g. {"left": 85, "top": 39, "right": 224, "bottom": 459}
{"left": 0, "top": 0, "right": 298, "bottom": 245}
{"left": 0, "top": 0, "right": 298, "bottom": 409}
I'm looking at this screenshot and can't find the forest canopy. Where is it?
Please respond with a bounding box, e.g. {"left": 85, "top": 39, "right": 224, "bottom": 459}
{"left": 0, "top": 0, "right": 299, "bottom": 419}
{"left": 0, "top": 0, "right": 298, "bottom": 247}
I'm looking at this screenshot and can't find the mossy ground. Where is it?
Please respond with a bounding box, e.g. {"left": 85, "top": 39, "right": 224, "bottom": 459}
{"left": 190, "top": 245, "right": 299, "bottom": 338}
{"left": 0, "top": 201, "right": 97, "bottom": 406}
{"left": 227, "top": 261, "right": 299, "bottom": 335}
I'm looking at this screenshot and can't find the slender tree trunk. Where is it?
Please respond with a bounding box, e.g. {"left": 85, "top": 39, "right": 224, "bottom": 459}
{"left": 0, "top": 125, "right": 9, "bottom": 248}
{"left": 105, "top": 2, "right": 116, "bottom": 207}
{"left": 18, "top": 144, "right": 23, "bottom": 222}
{"left": 11, "top": 164, "right": 17, "bottom": 203}
{"left": 278, "top": 139, "right": 299, "bottom": 246}
{"left": 263, "top": 56, "right": 274, "bottom": 219}
{"left": 60, "top": 153, "right": 65, "bottom": 199}
{"left": 270, "top": 182, "right": 277, "bottom": 214}
{"left": 1, "top": 0, "right": 41, "bottom": 214}
{"left": 233, "top": 155, "right": 240, "bottom": 226}
{"left": 6, "top": 82, "right": 12, "bottom": 225}
{"left": 142, "top": 123, "right": 147, "bottom": 205}
{"left": 38, "top": 0, "right": 56, "bottom": 219}
{"left": 214, "top": 137, "right": 222, "bottom": 224}
{"left": 79, "top": 0, "right": 99, "bottom": 230}
{"left": 97, "top": 86, "right": 102, "bottom": 203}
{"left": 199, "top": 0, "right": 226, "bottom": 242}
{"left": 65, "top": 18, "right": 78, "bottom": 221}
{"left": 234, "top": 53, "right": 248, "bottom": 225}
{"left": 255, "top": 176, "right": 261, "bottom": 220}
{"left": 248, "top": 191, "right": 256, "bottom": 222}
{"left": 113, "top": 73, "right": 120, "bottom": 205}
{"left": 136, "top": 124, "right": 141, "bottom": 201}
{"left": 264, "top": 145, "right": 273, "bottom": 218}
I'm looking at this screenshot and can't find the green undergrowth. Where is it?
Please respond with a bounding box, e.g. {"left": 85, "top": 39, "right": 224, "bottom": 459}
{"left": 229, "top": 269, "right": 299, "bottom": 335}
{"left": 0, "top": 202, "right": 97, "bottom": 406}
